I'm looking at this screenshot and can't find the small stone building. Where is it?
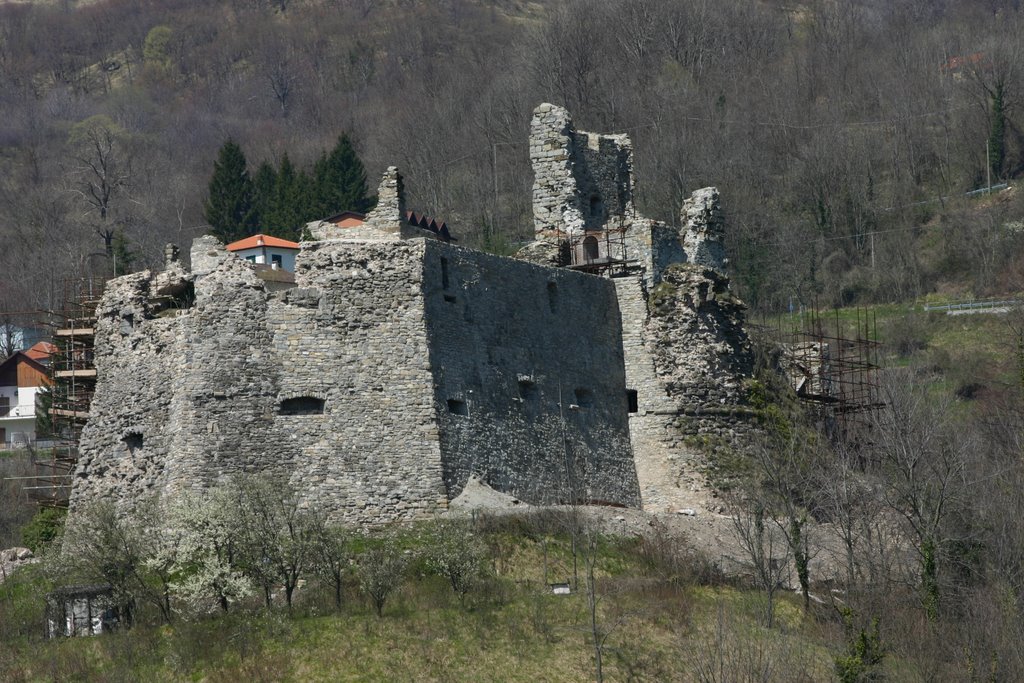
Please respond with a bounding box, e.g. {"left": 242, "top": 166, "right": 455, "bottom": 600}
{"left": 45, "top": 584, "right": 119, "bottom": 638}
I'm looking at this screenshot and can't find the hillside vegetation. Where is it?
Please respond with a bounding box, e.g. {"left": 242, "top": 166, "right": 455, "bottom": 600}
{"left": 4, "top": 2, "right": 1024, "bottom": 681}
{"left": 0, "top": 0, "right": 1023, "bottom": 314}
{"left": 0, "top": 509, "right": 1000, "bottom": 682}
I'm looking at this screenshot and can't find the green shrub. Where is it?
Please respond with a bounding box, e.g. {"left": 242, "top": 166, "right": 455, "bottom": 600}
{"left": 21, "top": 507, "right": 66, "bottom": 552}
{"left": 834, "top": 612, "right": 885, "bottom": 682}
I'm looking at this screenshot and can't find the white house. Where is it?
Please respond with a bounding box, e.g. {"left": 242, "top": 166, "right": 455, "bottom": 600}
{"left": 0, "top": 351, "right": 48, "bottom": 449}
{"left": 225, "top": 234, "right": 300, "bottom": 272}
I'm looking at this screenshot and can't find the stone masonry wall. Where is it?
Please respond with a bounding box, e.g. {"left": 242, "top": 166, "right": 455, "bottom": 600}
{"left": 73, "top": 238, "right": 447, "bottom": 524}
{"left": 422, "top": 241, "right": 640, "bottom": 507}
{"left": 530, "top": 103, "right": 635, "bottom": 237}
{"left": 681, "top": 187, "right": 727, "bottom": 271}
{"left": 72, "top": 232, "right": 640, "bottom": 520}
{"left": 524, "top": 104, "right": 758, "bottom": 512}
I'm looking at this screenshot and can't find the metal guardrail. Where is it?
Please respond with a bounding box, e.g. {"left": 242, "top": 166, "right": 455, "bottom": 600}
{"left": 923, "top": 299, "right": 1021, "bottom": 312}
{"left": 964, "top": 183, "right": 1009, "bottom": 197}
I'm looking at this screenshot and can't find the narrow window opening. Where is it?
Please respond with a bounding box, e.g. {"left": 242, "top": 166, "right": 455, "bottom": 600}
{"left": 518, "top": 379, "right": 539, "bottom": 401}
{"left": 444, "top": 294, "right": 457, "bottom": 303}
{"left": 626, "top": 389, "right": 639, "bottom": 413}
{"left": 447, "top": 398, "right": 468, "bottom": 416}
{"left": 582, "top": 235, "right": 599, "bottom": 262}
{"left": 123, "top": 432, "right": 143, "bottom": 454}
{"left": 589, "top": 194, "right": 603, "bottom": 219}
{"left": 280, "top": 396, "right": 326, "bottom": 415}
{"left": 574, "top": 388, "right": 593, "bottom": 408}
{"left": 547, "top": 281, "right": 558, "bottom": 313}
{"left": 440, "top": 257, "right": 450, "bottom": 290}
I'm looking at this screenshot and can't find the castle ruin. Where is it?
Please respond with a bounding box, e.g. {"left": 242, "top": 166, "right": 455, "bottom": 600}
{"left": 69, "top": 104, "right": 759, "bottom": 521}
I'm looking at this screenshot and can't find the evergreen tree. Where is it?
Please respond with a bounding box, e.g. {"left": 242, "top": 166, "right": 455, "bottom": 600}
{"left": 204, "top": 140, "right": 257, "bottom": 243}
{"left": 251, "top": 161, "right": 278, "bottom": 229}
{"left": 261, "top": 154, "right": 314, "bottom": 241}
{"left": 312, "top": 134, "right": 374, "bottom": 217}
{"left": 112, "top": 230, "right": 136, "bottom": 276}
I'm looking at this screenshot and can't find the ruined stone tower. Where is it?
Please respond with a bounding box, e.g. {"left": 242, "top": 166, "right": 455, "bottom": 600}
{"left": 523, "top": 103, "right": 757, "bottom": 512}
{"left": 530, "top": 102, "right": 636, "bottom": 237}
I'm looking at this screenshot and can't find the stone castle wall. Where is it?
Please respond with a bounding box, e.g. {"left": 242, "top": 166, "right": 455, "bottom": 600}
{"left": 530, "top": 103, "right": 635, "bottom": 237}
{"left": 422, "top": 241, "right": 638, "bottom": 506}
{"left": 72, "top": 102, "right": 755, "bottom": 523}
{"left": 71, "top": 233, "right": 640, "bottom": 520}
{"left": 75, "top": 238, "right": 447, "bottom": 524}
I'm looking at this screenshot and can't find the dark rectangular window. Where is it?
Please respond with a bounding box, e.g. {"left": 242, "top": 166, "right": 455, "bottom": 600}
{"left": 626, "top": 390, "right": 638, "bottom": 413}
{"left": 447, "top": 398, "right": 468, "bottom": 416}
{"left": 271, "top": 253, "right": 283, "bottom": 266}
{"left": 573, "top": 388, "right": 593, "bottom": 408}
{"left": 518, "top": 379, "right": 538, "bottom": 401}
{"left": 280, "top": 396, "right": 326, "bottom": 415}
{"left": 441, "top": 257, "right": 450, "bottom": 290}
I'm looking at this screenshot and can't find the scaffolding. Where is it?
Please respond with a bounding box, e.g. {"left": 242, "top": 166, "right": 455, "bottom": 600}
{"left": 31, "top": 277, "right": 106, "bottom": 507}
{"left": 556, "top": 219, "right": 633, "bottom": 277}
{"left": 765, "top": 305, "right": 883, "bottom": 439}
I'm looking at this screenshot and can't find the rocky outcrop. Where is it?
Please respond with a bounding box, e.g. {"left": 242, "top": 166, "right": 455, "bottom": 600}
{"left": 646, "top": 263, "right": 753, "bottom": 409}
{"left": 0, "top": 547, "right": 35, "bottom": 583}
{"left": 513, "top": 239, "right": 567, "bottom": 268}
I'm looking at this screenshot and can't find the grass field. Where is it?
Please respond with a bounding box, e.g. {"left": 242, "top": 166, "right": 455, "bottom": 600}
{"left": 0, "top": 522, "right": 852, "bottom": 683}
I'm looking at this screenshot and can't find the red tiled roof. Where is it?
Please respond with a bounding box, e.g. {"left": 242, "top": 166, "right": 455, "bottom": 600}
{"left": 226, "top": 234, "right": 300, "bottom": 251}
{"left": 325, "top": 211, "right": 366, "bottom": 227}
{"left": 25, "top": 341, "right": 57, "bottom": 361}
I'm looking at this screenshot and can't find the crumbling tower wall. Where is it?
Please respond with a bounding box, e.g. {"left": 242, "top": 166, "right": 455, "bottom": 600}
{"left": 530, "top": 103, "right": 635, "bottom": 238}
{"left": 524, "top": 102, "right": 758, "bottom": 513}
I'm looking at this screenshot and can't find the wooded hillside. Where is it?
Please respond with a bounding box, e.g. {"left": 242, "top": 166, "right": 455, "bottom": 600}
{"left": 0, "top": 0, "right": 1022, "bottom": 312}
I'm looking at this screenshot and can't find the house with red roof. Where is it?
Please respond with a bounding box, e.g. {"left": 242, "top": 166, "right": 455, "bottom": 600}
{"left": 25, "top": 341, "right": 57, "bottom": 365}
{"left": 226, "top": 234, "right": 300, "bottom": 272}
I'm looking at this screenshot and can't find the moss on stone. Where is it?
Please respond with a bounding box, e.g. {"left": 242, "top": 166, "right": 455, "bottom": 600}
{"left": 648, "top": 281, "right": 678, "bottom": 311}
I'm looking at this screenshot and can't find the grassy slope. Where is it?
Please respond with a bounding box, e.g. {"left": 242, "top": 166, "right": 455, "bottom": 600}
{"left": 0, "top": 532, "right": 846, "bottom": 682}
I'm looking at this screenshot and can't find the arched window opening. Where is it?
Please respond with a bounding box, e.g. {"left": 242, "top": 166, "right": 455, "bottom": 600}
{"left": 280, "top": 396, "right": 326, "bottom": 415}
{"left": 582, "top": 235, "right": 599, "bottom": 262}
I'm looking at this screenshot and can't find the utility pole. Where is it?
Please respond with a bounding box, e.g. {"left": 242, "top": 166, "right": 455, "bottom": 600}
{"left": 870, "top": 232, "right": 875, "bottom": 269}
